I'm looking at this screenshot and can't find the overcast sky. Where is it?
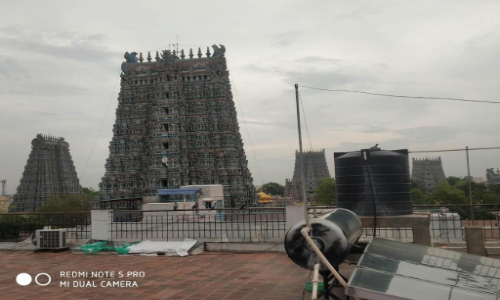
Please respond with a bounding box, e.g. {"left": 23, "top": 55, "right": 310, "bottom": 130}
{"left": 1, "top": 1, "right": 500, "bottom": 194}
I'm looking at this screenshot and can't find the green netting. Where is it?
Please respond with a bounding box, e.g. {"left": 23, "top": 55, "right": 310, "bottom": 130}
{"left": 76, "top": 241, "right": 140, "bottom": 254}
{"left": 114, "top": 242, "right": 140, "bottom": 255}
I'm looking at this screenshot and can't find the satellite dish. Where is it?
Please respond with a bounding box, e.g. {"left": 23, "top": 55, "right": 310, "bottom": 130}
{"left": 161, "top": 157, "right": 168, "bottom": 164}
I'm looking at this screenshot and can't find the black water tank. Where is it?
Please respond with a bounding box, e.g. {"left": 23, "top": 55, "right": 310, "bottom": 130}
{"left": 334, "top": 149, "right": 413, "bottom": 216}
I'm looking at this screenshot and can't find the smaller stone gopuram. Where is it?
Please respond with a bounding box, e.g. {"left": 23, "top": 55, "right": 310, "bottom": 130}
{"left": 10, "top": 134, "right": 82, "bottom": 212}
{"left": 285, "top": 149, "right": 330, "bottom": 201}
{"left": 411, "top": 157, "right": 447, "bottom": 193}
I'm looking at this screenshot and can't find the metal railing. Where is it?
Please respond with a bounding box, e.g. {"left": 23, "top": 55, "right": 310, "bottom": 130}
{"left": 0, "top": 212, "right": 91, "bottom": 242}
{"left": 109, "top": 208, "right": 286, "bottom": 242}
{"left": 415, "top": 204, "right": 500, "bottom": 242}
{"left": 1, "top": 204, "right": 498, "bottom": 244}
{"left": 309, "top": 204, "right": 500, "bottom": 243}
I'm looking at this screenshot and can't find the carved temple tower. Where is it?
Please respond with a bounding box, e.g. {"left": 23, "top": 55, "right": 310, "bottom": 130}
{"left": 10, "top": 134, "right": 82, "bottom": 212}
{"left": 411, "top": 157, "right": 447, "bottom": 193}
{"left": 284, "top": 149, "right": 330, "bottom": 201}
{"left": 99, "top": 45, "right": 254, "bottom": 207}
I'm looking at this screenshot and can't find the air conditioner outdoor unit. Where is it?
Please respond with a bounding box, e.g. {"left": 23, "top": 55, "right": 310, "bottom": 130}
{"left": 35, "top": 229, "right": 67, "bottom": 250}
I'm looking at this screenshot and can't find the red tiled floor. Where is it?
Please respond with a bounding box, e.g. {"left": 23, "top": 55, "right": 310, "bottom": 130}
{"left": 0, "top": 251, "right": 311, "bottom": 299}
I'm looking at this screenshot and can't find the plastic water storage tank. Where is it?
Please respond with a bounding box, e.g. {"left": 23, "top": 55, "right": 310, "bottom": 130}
{"left": 334, "top": 149, "right": 413, "bottom": 216}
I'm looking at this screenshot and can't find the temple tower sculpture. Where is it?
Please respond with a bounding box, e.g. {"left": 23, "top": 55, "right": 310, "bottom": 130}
{"left": 411, "top": 157, "right": 447, "bottom": 193}
{"left": 10, "top": 134, "right": 82, "bottom": 212}
{"left": 285, "top": 149, "right": 330, "bottom": 201}
{"left": 99, "top": 45, "right": 254, "bottom": 207}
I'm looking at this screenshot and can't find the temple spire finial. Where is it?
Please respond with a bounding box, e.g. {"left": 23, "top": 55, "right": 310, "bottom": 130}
{"left": 147, "top": 52, "right": 152, "bottom": 62}
{"left": 206, "top": 47, "right": 211, "bottom": 57}
{"left": 139, "top": 52, "right": 144, "bottom": 63}
{"left": 180, "top": 49, "right": 185, "bottom": 59}
{"left": 189, "top": 48, "right": 193, "bottom": 59}
{"left": 155, "top": 51, "right": 160, "bottom": 61}
{"left": 197, "top": 47, "right": 202, "bottom": 58}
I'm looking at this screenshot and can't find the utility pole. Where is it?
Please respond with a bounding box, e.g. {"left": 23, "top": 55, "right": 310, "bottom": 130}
{"left": 1, "top": 180, "right": 6, "bottom": 196}
{"left": 295, "top": 84, "right": 310, "bottom": 227}
{"left": 466, "top": 146, "right": 474, "bottom": 221}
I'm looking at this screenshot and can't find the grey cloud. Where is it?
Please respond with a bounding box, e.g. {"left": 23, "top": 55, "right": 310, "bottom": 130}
{"left": 359, "top": 124, "right": 389, "bottom": 133}
{"left": 395, "top": 126, "right": 460, "bottom": 144}
{"left": 0, "top": 27, "right": 120, "bottom": 64}
{"left": 330, "top": 126, "right": 462, "bottom": 152}
{"left": 272, "top": 30, "right": 301, "bottom": 47}
{"left": 295, "top": 56, "right": 339, "bottom": 64}
{"left": 244, "top": 64, "right": 273, "bottom": 74}
{"left": 284, "top": 69, "right": 373, "bottom": 89}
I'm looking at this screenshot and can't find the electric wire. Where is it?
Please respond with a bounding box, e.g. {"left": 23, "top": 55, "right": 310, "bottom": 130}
{"left": 298, "top": 85, "right": 500, "bottom": 104}
{"left": 80, "top": 72, "right": 120, "bottom": 180}
{"left": 298, "top": 90, "right": 313, "bottom": 150}
{"left": 226, "top": 58, "right": 265, "bottom": 185}
{"left": 409, "top": 146, "right": 500, "bottom": 153}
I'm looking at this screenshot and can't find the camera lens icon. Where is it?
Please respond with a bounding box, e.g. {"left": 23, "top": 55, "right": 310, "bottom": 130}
{"left": 16, "top": 273, "right": 32, "bottom": 286}
{"left": 16, "top": 273, "right": 51, "bottom": 286}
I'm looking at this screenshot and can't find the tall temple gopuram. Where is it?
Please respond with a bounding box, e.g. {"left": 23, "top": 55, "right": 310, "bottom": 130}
{"left": 411, "top": 157, "right": 447, "bottom": 193}
{"left": 10, "top": 134, "right": 82, "bottom": 212}
{"left": 284, "top": 149, "right": 330, "bottom": 201}
{"left": 99, "top": 45, "right": 254, "bottom": 207}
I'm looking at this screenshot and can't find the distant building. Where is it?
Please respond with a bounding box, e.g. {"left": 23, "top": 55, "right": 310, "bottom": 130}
{"left": 487, "top": 168, "right": 500, "bottom": 185}
{"left": 472, "top": 177, "right": 486, "bottom": 184}
{"left": 285, "top": 149, "right": 330, "bottom": 201}
{"left": 99, "top": 45, "right": 254, "bottom": 208}
{"left": 411, "top": 157, "right": 447, "bottom": 193}
{"left": 0, "top": 196, "right": 10, "bottom": 213}
{"left": 10, "top": 134, "right": 82, "bottom": 212}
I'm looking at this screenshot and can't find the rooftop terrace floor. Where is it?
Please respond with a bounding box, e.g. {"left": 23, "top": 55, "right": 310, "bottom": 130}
{"left": 0, "top": 251, "right": 314, "bottom": 300}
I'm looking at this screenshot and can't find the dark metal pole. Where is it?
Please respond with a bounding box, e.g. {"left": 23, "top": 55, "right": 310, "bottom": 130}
{"left": 466, "top": 146, "right": 474, "bottom": 221}
{"left": 295, "top": 84, "right": 309, "bottom": 227}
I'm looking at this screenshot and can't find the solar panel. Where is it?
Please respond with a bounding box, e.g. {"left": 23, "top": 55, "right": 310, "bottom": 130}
{"left": 346, "top": 238, "right": 500, "bottom": 300}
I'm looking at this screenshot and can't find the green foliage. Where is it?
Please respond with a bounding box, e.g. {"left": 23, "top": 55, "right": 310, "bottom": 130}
{"left": 38, "top": 194, "right": 93, "bottom": 213}
{"left": 314, "top": 177, "right": 336, "bottom": 206}
{"left": 412, "top": 177, "right": 500, "bottom": 221}
{"left": 410, "top": 180, "right": 424, "bottom": 192}
{"left": 447, "top": 176, "right": 462, "bottom": 186}
{"left": 82, "top": 187, "right": 99, "bottom": 197}
{"left": 261, "top": 182, "right": 284, "bottom": 196}
{"left": 411, "top": 188, "right": 430, "bottom": 205}
{"left": 427, "top": 182, "right": 468, "bottom": 205}
{"left": 454, "top": 180, "right": 486, "bottom": 196}
{"left": 489, "top": 184, "right": 500, "bottom": 195}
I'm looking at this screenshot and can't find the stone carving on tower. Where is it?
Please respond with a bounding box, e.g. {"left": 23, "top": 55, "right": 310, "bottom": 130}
{"left": 10, "top": 134, "right": 82, "bottom": 212}
{"left": 411, "top": 157, "right": 447, "bottom": 193}
{"left": 285, "top": 149, "right": 330, "bottom": 201}
{"left": 100, "top": 45, "right": 255, "bottom": 207}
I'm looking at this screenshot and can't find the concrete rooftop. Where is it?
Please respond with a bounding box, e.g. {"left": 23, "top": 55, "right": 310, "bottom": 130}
{"left": 0, "top": 251, "right": 314, "bottom": 300}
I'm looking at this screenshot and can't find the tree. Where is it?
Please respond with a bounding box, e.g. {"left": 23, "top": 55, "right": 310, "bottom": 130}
{"left": 38, "top": 194, "right": 93, "bottom": 213}
{"left": 82, "top": 187, "right": 99, "bottom": 197}
{"left": 314, "top": 177, "right": 336, "bottom": 206}
{"left": 261, "top": 182, "right": 284, "bottom": 196}
{"left": 411, "top": 180, "right": 424, "bottom": 192}
{"left": 427, "top": 182, "right": 468, "bottom": 205}
{"left": 447, "top": 176, "right": 462, "bottom": 186}
{"left": 411, "top": 188, "right": 431, "bottom": 205}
